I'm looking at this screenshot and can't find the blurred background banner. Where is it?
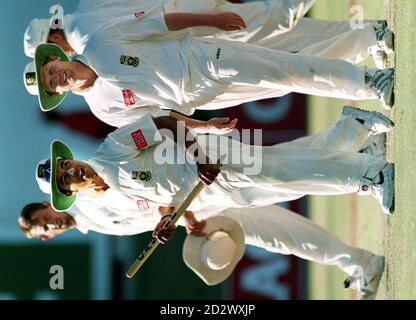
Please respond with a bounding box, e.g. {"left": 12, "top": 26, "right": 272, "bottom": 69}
{"left": 0, "top": 0, "right": 307, "bottom": 300}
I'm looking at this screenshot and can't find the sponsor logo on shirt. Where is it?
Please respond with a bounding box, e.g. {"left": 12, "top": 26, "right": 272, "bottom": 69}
{"left": 122, "top": 89, "right": 136, "bottom": 107}
{"left": 137, "top": 199, "right": 150, "bottom": 210}
{"left": 131, "top": 129, "right": 148, "bottom": 150}
{"left": 131, "top": 170, "right": 152, "bottom": 182}
{"left": 120, "top": 55, "right": 140, "bottom": 67}
{"left": 134, "top": 10, "right": 145, "bottom": 18}
{"left": 216, "top": 48, "right": 221, "bottom": 60}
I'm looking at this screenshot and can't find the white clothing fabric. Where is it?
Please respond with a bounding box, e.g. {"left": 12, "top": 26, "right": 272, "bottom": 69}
{"left": 75, "top": 113, "right": 387, "bottom": 216}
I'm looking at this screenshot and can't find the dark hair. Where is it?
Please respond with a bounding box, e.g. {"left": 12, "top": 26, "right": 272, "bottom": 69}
{"left": 18, "top": 202, "right": 46, "bottom": 239}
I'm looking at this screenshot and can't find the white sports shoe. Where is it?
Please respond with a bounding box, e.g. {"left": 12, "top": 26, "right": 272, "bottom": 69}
{"left": 371, "top": 20, "right": 395, "bottom": 54}
{"left": 365, "top": 68, "right": 395, "bottom": 110}
{"left": 359, "top": 163, "right": 395, "bottom": 215}
{"left": 344, "top": 255, "right": 385, "bottom": 300}
{"left": 370, "top": 20, "right": 393, "bottom": 69}
{"left": 342, "top": 106, "right": 395, "bottom": 134}
{"left": 360, "top": 133, "right": 387, "bottom": 159}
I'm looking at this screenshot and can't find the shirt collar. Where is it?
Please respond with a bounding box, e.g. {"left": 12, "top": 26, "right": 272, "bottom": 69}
{"left": 85, "top": 159, "right": 106, "bottom": 177}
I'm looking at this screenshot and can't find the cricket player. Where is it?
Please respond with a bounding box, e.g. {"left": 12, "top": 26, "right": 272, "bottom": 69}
{"left": 34, "top": 106, "right": 395, "bottom": 231}
{"left": 24, "top": 21, "right": 395, "bottom": 131}
{"left": 30, "top": 108, "right": 391, "bottom": 298}
{"left": 24, "top": 0, "right": 316, "bottom": 58}
{"left": 18, "top": 200, "right": 384, "bottom": 300}
{"left": 25, "top": 0, "right": 392, "bottom": 69}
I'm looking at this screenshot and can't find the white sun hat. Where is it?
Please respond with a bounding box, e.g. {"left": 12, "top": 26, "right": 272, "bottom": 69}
{"left": 24, "top": 18, "right": 51, "bottom": 58}
{"left": 183, "top": 216, "right": 245, "bottom": 286}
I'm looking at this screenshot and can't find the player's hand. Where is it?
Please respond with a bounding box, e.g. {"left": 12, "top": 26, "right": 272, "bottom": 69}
{"left": 185, "top": 211, "right": 207, "bottom": 236}
{"left": 152, "top": 215, "right": 176, "bottom": 244}
{"left": 197, "top": 159, "right": 221, "bottom": 185}
{"left": 205, "top": 117, "right": 238, "bottom": 134}
{"left": 213, "top": 12, "right": 247, "bottom": 31}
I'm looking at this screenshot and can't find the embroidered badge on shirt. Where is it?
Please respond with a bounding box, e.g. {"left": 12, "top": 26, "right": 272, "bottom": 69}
{"left": 131, "top": 129, "right": 148, "bottom": 150}
{"left": 137, "top": 199, "right": 150, "bottom": 210}
{"left": 131, "top": 170, "right": 152, "bottom": 182}
{"left": 134, "top": 10, "right": 145, "bottom": 18}
{"left": 122, "top": 89, "right": 136, "bottom": 107}
{"left": 120, "top": 55, "right": 140, "bottom": 67}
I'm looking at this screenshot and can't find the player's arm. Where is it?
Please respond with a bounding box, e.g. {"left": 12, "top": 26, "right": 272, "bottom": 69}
{"left": 164, "top": 12, "right": 247, "bottom": 31}
{"left": 153, "top": 115, "right": 220, "bottom": 185}
{"left": 169, "top": 111, "right": 238, "bottom": 135}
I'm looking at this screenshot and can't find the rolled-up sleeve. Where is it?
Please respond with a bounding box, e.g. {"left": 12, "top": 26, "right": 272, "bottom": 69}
{"left": 105, "top": 3, "right": 169, "bottom": 40}
{"left": 105, "top": 113, "right": 163, "bottom": 152}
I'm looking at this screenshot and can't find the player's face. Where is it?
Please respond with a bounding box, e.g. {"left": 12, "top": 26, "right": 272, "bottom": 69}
{"left": 41, "top": 57, "right": 79, "bottom": 94}
{"left": 29, "top": 202, "right": 76, "bottom": 240}
{"left": 56, "top": 159, "right": 98, "bottom": 194}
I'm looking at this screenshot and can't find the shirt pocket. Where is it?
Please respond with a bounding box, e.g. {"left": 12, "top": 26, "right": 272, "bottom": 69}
{"left": 211, "top": 44, "right": 237, "bottom": 79}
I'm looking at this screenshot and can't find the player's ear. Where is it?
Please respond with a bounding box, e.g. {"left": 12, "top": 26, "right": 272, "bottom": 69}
{"left": 42, "top": 201, "right": 51, "bottom": 207}
{"left": 65, "top": 191, "right": 73, "bottom": 196}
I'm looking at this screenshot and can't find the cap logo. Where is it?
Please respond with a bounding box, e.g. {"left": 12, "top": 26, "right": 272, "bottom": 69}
{"left": 38, "top": 159, "right": 51, "bottom": 183}
{"left": 26, "top": 72, "right": 37, "bottom": 86}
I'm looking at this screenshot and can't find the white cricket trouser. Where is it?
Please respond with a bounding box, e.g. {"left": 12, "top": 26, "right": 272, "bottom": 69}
{"left": 213, "top": 1, "right": 378, "bottom": 66}
{"left": 221, "top": 205, "right": 373, "bottom": 277}
{"left": 264, "top": 19, "right": 379, "bottom": 65}
{"left": 196, "top": 115, "right": 387, "bottom": 208}
{"left": 189, "top": 39, "right": 377, "bottom": 111}
{"left": 217, "top": 114, "right": 378, "bottom": 276}
{"left": 168, "top": 0, "right": 377, "bottom": 65}
{"left": 165, "top": 0, "right": 315, "bottom": 40}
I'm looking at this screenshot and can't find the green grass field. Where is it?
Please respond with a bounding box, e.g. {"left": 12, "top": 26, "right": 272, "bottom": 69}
{"left": 307, "top": 0, "right": 416, "bottom": 299}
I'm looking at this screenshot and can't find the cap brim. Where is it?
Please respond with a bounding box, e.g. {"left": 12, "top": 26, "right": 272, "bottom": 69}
{"left": 35, "top": 43, "right": 69, "bottom": 111}
{"left": 51, "top": 140, "right": 76, "bottom": 212}
{"left": 183, "top": 216, "right": 245, "bottom": 286}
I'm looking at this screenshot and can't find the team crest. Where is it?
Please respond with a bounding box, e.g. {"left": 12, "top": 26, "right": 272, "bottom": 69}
{"left": 120, "top": 55, "right": 140, "bottom": 67}
{"left": 25, "top": 72, "right": 37, "bottom": 86}
{"left": 131, "top": 170, "right": 152, "bottom": 182}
